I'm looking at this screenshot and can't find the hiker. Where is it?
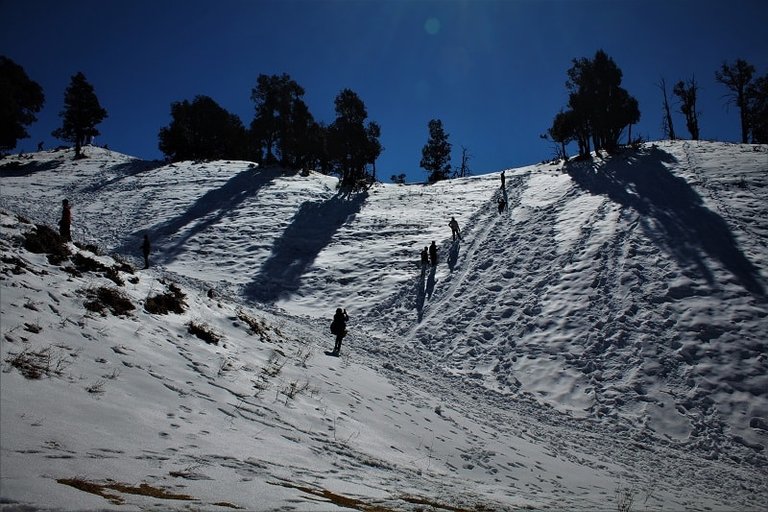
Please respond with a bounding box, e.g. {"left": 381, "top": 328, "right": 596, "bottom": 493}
{"left": 330, "top": 308, "right": 349, "bottom": 356}
{"left": 498, "top": 197, "right": 507, "bottom": 213}
{"left": 500, "top": 170, "right": 506, "bottom": 189}
{"left": 429, "top": 241, "right": 438, "bottom": 266}
{"left": 59, "top": 199, "right": 72, "bottom": 241}
{"left": 37, "top": 141, "right": 44, "bottom": 151}
{"left": 421, "top": 247, "right": 429, "bottom": 269}
{"left": 141, "top": 234, "right": 151, "bottom": 269}
{"left": 448, "top": 216, "right": 461, "bottom": 241}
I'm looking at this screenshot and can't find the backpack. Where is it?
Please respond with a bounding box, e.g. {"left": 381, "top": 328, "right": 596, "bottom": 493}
{"left": 330, "top": 320, "right": 339, "bottom": 335}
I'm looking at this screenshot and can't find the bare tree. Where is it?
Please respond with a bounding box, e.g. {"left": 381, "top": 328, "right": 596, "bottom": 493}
{"left": 673, "top": 77, "right": 700, "bottom": 140}
{"left": 453, "top": 146, "right": 472, "bottom": 178}
{"left": 657, "top": 78, "right": 676, "bottom": 140}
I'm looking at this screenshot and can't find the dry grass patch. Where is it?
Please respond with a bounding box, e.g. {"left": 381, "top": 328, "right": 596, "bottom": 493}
{"left": 236, "top": 308, "right": 280, "bottom": 342}
{"left": 268, "top": 480, "right": 394, "bottom": 512}
{"left": 268, "top": 480, "right": 498, "bottom": 512}
{"left": 145, "top": 283, "right": 187, "bottom": 314}
{"left": 57, "top": 478, "right": 194, "bottom": 505}
{"left": 187, "top": 321, "right": 222, "bottom": 345}
{"left": 83, "top": 286, "right": 135, "bottom": 316}
{"left": 5, "top": 345, "right": 72, "bottom": 379}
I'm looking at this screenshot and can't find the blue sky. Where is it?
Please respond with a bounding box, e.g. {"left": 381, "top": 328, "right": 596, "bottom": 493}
{"left": 2, "top": 0, "right": 766, "bottom": 182}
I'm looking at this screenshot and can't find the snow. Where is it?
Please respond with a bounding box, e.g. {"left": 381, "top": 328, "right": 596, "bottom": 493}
{"left": 1, "top": 140, "right": 767, "bottom": 511}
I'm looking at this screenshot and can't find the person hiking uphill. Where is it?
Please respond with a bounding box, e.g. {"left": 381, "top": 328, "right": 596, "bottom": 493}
{"left": 448, "top": 216, "right": 461, "bottom": 241}
{"left": 429, "top": 241, "right": 438, "bottom": 266}
{"left": 330, "top": 308, "right": 349, "bottom": 356}
{"left": 141, "top": 234, "right": 151, "bottom": 269}
{"left": 59, "top": 199, "right": 72, "bottom": 241}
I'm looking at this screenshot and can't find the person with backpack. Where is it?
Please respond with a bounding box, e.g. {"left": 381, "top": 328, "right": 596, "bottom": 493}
{"left": 330, "top": 308, "right": 349, "bottom": 356}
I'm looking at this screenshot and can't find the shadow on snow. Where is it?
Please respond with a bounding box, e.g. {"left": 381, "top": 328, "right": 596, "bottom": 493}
{"left": 80, "top": 159, "right": 167, "bottom": 193}
{"left": 119, "top": 166, "right": 276, "bottom": 261}
{"left": 568, "top": 146, "right": 765, "bottom": 296}
{"left": 243, "top": 190, "right": 368, "bottom": 303}
{"left": 0, "top": 159, "right": 60, "bottom": 177}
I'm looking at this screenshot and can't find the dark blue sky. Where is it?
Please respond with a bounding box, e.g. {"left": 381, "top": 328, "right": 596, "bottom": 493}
{"left": 2, "top": 0, "right": 766, "bottom": 182}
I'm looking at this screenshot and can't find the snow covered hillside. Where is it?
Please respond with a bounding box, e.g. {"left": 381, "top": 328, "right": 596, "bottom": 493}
{"left": 1, "top": 141, "right": 767, "bottom": 511}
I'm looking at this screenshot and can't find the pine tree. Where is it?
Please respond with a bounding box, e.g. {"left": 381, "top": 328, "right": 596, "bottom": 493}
{"left": 52, "top": 72, "right": 107, "bottom": 158}
{"left": 158, "top": 95, "right": 246, "bottom": 162}
{"left": 250, "top": 73, "right": 318, "bottom": 168}
{"left": 0, "top": 56, "right": 45, "bottom": 152}
{"left": 547, "top": 109, "right": 577, "bottom": 159}
{"left": 420, "top": 119, "right": 452, "bottom": 183}
{"left": 747, "top": 74, "right": 768, "bottom": 144}
{"left": 327, "top": 89, "right": 382, "bottom": 188}
{"left": 715, "top": 59, "right": 755, "bottom": 144}
{"left": 562, "top": 49, "right": 640, "bottom": 157}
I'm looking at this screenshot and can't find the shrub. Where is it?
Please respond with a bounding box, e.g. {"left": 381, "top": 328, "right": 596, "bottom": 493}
{"left": 74, "top": 242, "right": 101, "bottom": 255}
{"left": 236, "top": 309, "right": 275, "bottom": 342}
{"left": 83, "top": 286, "right": 135, "bottom": 316}
{"left": 111, "top": 254, "right": 135, "bottom": 274}
{"left": 145, "top": 283, "right": 186, "bottom": 314}
{"left": 23, "top": 224, "right": 70, "bottom": 264}
{"left": 72, "top": 252, "right": 107, "bottom": 272}
{"left": 104, "top": 266, "right": 124, "bottom": 286}
{"left": 187, "top": 321, "right": 221, "bottom": 345}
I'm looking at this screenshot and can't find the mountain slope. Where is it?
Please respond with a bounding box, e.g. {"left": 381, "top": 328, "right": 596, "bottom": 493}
{"left": 1, "top": 141, "right": 767, "bottom": 511}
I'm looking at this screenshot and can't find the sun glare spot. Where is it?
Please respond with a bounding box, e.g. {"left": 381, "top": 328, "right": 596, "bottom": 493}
{"left": 424, "top": 17, "right": 441, "bottom": 36}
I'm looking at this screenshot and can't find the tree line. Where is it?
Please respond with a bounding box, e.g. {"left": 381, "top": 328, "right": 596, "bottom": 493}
{"left": 158, "top": 75, "right": 385, "bottom": 188}
{"left": 2, "top": 52, "right": 766, "bottom": 184}
{"left": 545, "top": 50, "right": 768, "bottom": 159}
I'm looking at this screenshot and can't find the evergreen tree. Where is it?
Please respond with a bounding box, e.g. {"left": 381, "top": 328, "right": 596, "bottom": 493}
{"left": 747, "top": 74, "right": 768, "bottom": 144}
{"left": 250, "top": 73, "right": 318, "bottom": 169}
{"left": 420, "top": 119, "right": 452, "bottom": 183}
{"left": 673, "top": 77, "right": 700, "bottom": 140}
{"left": 158, "top": 95, "right": 247, "bottom": 162}
{"left": 327, "top": 89, "right": 382, "bottom": 188}
{"left": 715, "top": 59, "right": 755, "bottom": 143}
{"left": 52, "top": 72, "right": 107, "bottom": 158}
{"left": 547, "top": 109, "right": 577, "bottom": 159}
{"left": 0, "top": 56, "right": 45, "bottom": 152}
{"left": 562, "top": 49, "right": 640, "bottom": 157}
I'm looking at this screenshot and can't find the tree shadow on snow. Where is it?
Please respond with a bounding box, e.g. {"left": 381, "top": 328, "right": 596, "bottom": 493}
{"left": 80, "top": 159, "right": 167, "bottom": 193}
{"left": 243, "top": 191, "right": 368, "bottom": 303}
{"left": 567, "top": 146, "right": 765, "bottom": 296}
{"left": 119, "top": 166, "right": 276, "bottom": 262}
{"left": 0, "top": 159, "right": 60, "bottom": 177}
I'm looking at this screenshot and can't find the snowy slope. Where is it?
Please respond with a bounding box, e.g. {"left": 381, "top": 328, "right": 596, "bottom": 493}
{"left": 1, "top": 141, "right": 767, "bottom": 511}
